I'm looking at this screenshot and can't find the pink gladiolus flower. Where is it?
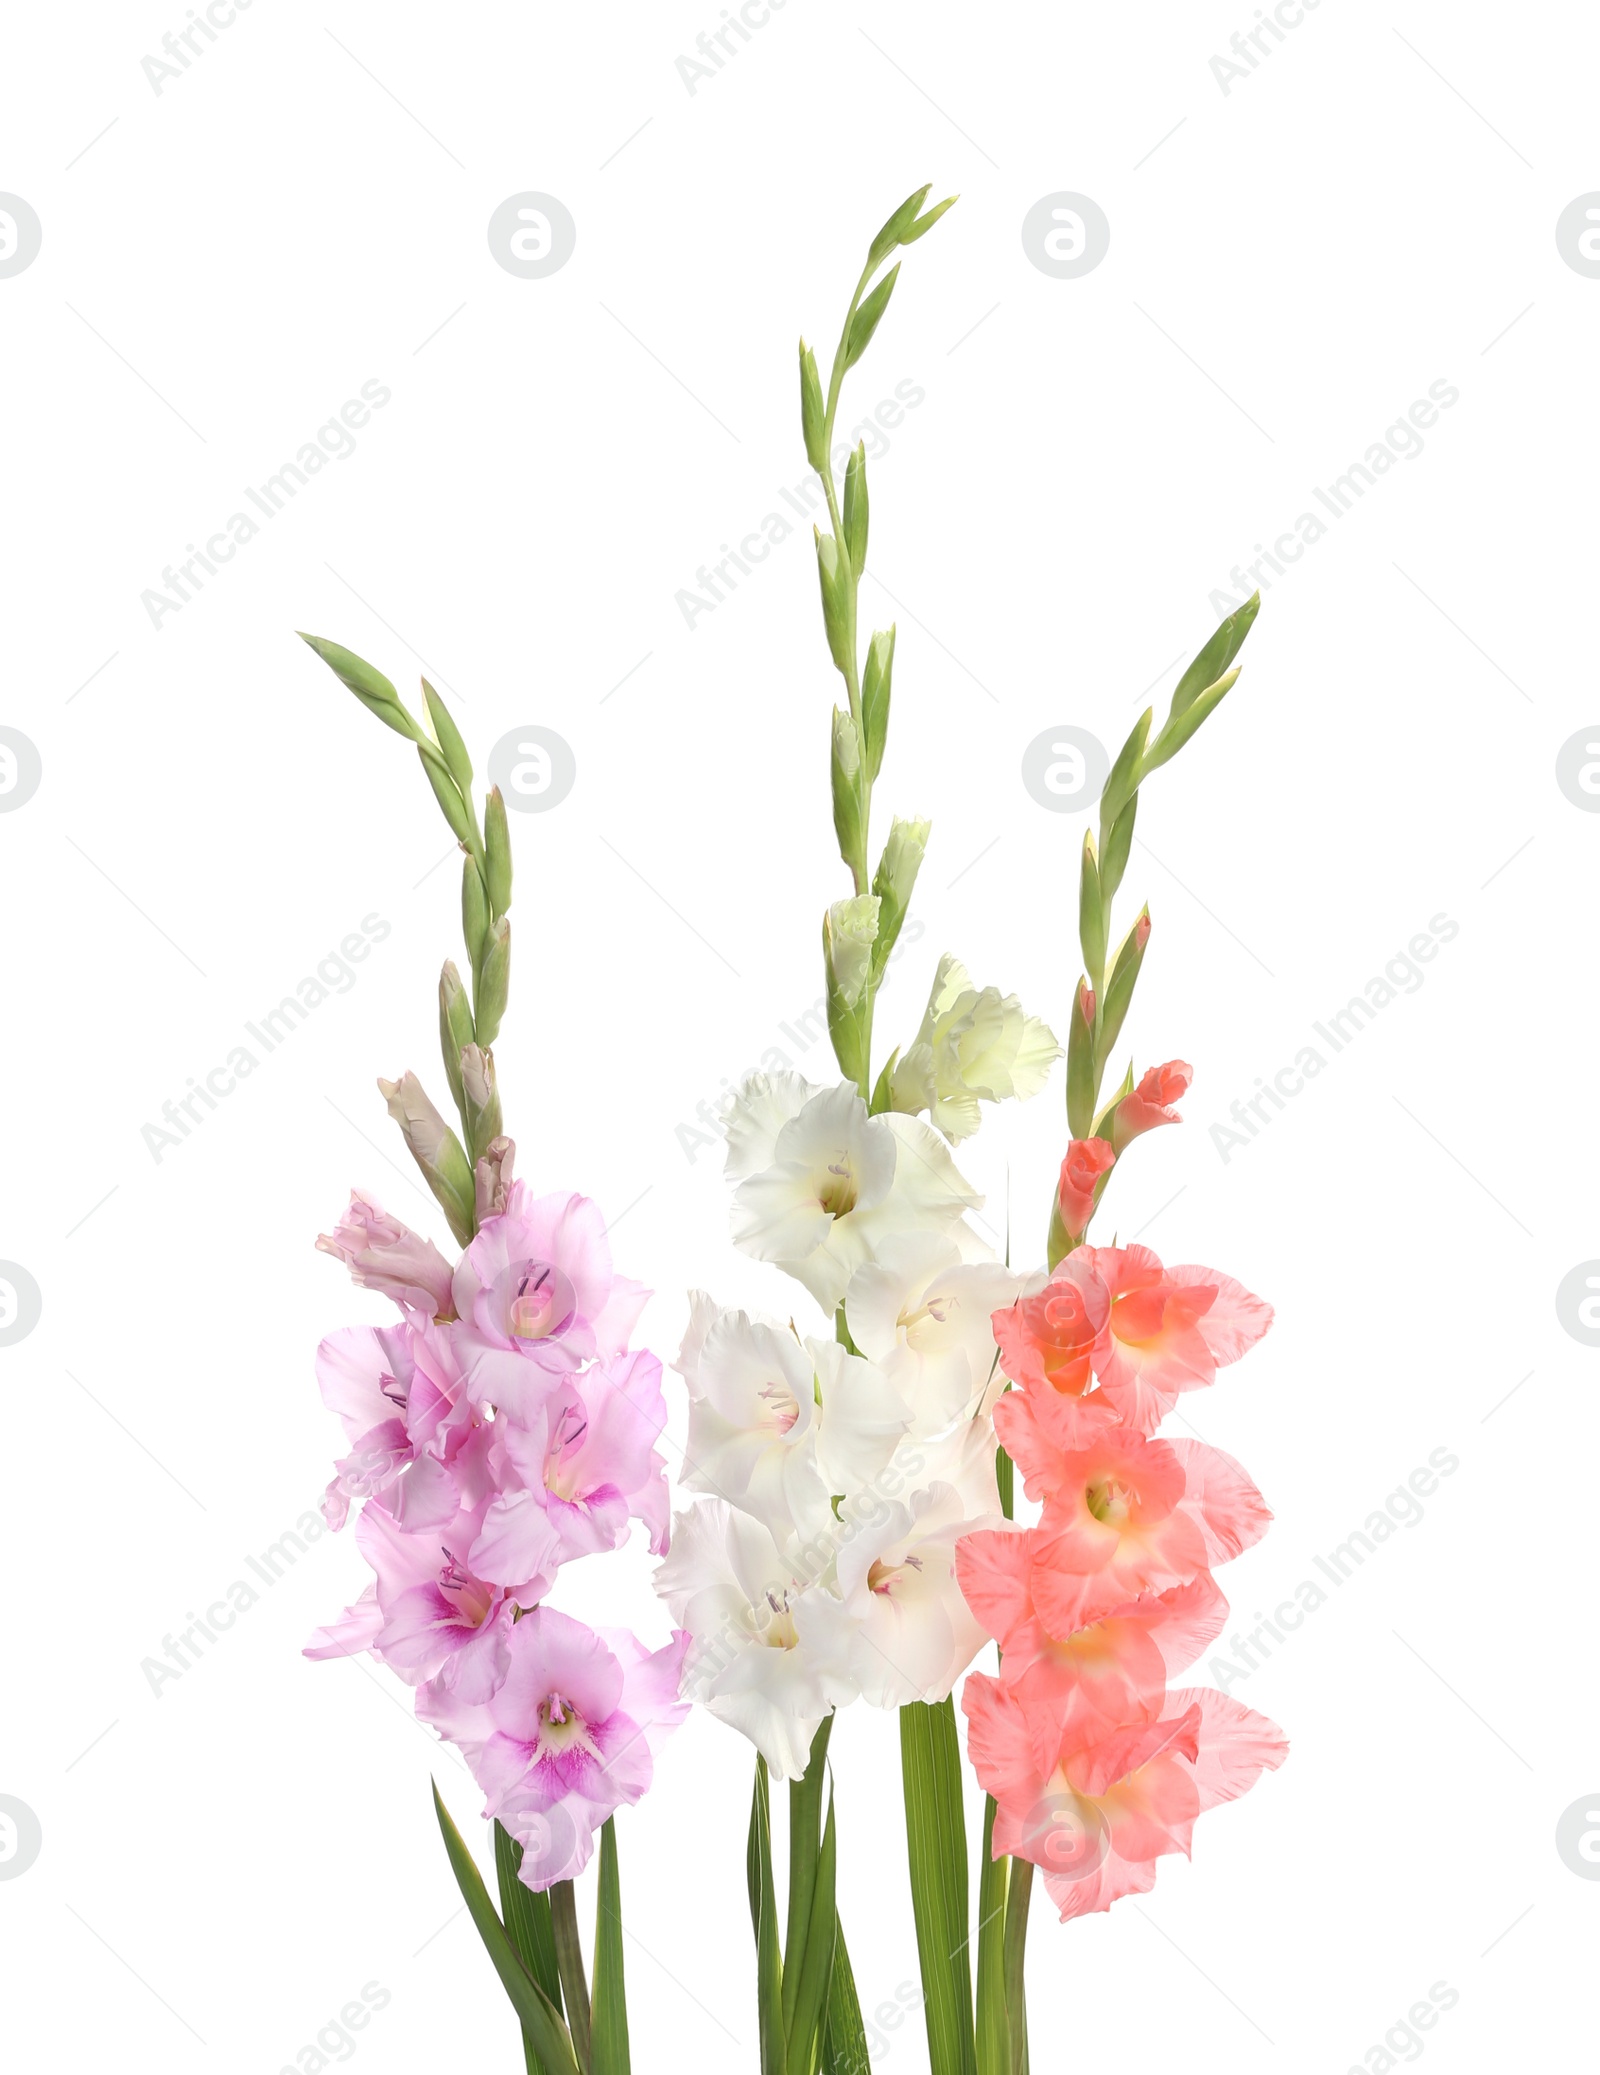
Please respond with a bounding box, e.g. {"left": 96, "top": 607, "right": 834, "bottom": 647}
{"left": 471, "top": 1349, "right": 672, "bottom": 1586}
{"left": 419, "top": 1607, "right": 689, "bottom": 1887}
{"left": 451, "top": 1186, "right": 649, "bottom": 1414}
{"left": 316, "top": 1193, "right": 456, "bottom": 1320}
{"left": 1109, "top": 1060, "right": 1192, "bottom": 1154}
{"left": 963, "top": 1671, "right": 1286, "bottom": 1920}
{"left": 991, "top": 1255, "right": 1110, "bottom": 1410}
{"left": 1056, "top": 1138, "right": 1115, "bottom": 1240}
{"left": 990, "top": 1424, "right": 1271, "bottom": 1630}
{"left": 1075, "top": 1243, "right": 1273, "bottom": 1434}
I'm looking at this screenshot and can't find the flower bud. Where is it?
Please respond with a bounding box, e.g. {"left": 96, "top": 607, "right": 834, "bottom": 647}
{"left": 438, "top": 960, "right": 475, "bottom": 1114}
{"left": 315, "top": 1193, "right": 455, "bottom": 1319}
{"left": 485, "top": 785, "right": 512, "bottom": 918}
{"left": 799, "top": 339, "right": 826, "bottom": 471}
{"left": 869, "top": 815, "right": 928, "bottom": 977}
{"left": 1057, "top": 1136, "right": 1115, "bottom": 1241}
{"left": 377, "top": 1072, "right": 475, "bottom": 1245}
{"left": 831, "top": 709, "right": 865, "bottom": 871}
{"left": 1066, "top": 977, "right": 1096, "bottom": 1139}
{"left": 843, "top": 441, "right": 869, "bottom": 575}
{"left": 459, "top": 1043, "right": 503, "bottom": 1163}
{"left": 814, "top": 529, "right": 853, "bottom": 678}
{"left": 861, "top": 626, "right": 895, "bottom": 781}
{"left": 1111, "top": 1060, "right": 1192, "bottom": 1154}
{"left": 474, "top": 1135, "right": 516, "bottom": 1224}
{"left": 476, "top": 915, "right": 511, "bottom": 1046}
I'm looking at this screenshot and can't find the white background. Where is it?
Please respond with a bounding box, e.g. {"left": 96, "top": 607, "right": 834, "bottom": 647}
{"left": 3, "top": 2, "right": 1595, "bottom": 2069}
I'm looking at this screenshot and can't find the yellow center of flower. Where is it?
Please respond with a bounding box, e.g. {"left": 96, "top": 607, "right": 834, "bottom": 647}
{"left": 817, "top": 1159, "right": 858, "bottom": 1219}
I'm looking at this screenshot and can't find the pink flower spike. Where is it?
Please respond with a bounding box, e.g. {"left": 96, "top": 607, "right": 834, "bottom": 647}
{"left": 316, "top": 1193, "right": 456, "bottom": 1320}
{"left": 1110, "top": 1060, "right": 1193, "bottom": 1155}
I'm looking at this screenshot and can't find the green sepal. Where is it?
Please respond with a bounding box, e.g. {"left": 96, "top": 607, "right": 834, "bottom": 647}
{"left": 485, "top": 786, "right": 513, "bottom": 918}
{"left": 813, "top": 530, "right": 854, "bottom": 678}
{"left": 423, "top": 679, "right": 473, "bottom": 797}
{"left": 1099, "top": 708, "right": 1151, "bottom": 836}
{"left": 418, "top": 738, "right": 473, "bottom": 845}
{"left": 1142, "top": 666, "right": 1241, "bottom": 774}
{"left": 845, "top": 262, "right": 900, "bottom": 370}
{"left": 868, "top": 184, "right": 930, "bottom": 269}
{"left": 830, "top": 710, "right": 865, "bottom": 873}
{"left": 861, "top": 627, "right": 895, "bottom": 782}
{"left": 902, "top": 193, "right": 958, "bottom": 243}
{"left": 1079, "top": 830, "right": 1106, "bottom": 986}
{"left": 439, "top": 960, "right": 475, "bottom": 1117}
{"left": 869, "top": 1047, "right": 899, "bottom": 1116}
{"left": 463, "top": 856, "right": 491, "bottom": 978}
{"left": 1091, "top": 1060, "right": 1134, "bottom": 1142}
{"left": 1099, "top": 790, "right": 1137, "bottom": 909}
{"left": 843, "top": 442, "right": 869, "bottom": 576}
{"left": 1098, "top": 911, "right": 1149, "bottom": 1061}
{"left": 800, "top": 340, "right": 827, "bottom": 471}
{"left": 476, "top": 916, "right": 511, "bottom": 1047}
{"left": 298, "top": 633, "right": 418, "bottom": 741}
{"left": 430, "top": 1782, "right": 580, "bottom": 2075}
{"left": 1066, "top": 977, "right": 1095, "bottom": 1139}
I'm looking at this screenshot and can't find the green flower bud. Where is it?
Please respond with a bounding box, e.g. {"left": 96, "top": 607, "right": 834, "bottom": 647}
{"left": 422, "top": 679, "right": 473, "bottom": 798}
{"left": 298, "top": 634, "right": 419, "bottom": 741}
{"left": 459, "top": 1043, "right": 503, "bottom": 1164}
{"left": 845, "top": 262, "right": 900, "bottom": 371}
{"left": 438, "top": 959, "right": 475, "bottom": 1115}
{"left": 475, "top": 915, "right": 510, "bottom": 1046}
{"left": 418, "top": 738, "right": 472, "bottom": 846}
{"left": 870, "top": 815, "right": 929, "bottom": 978}
{"left": 485, "top": 785, "right": 512, "bottom": 919}
{"left": 831, "top": 709, "right": 865, "bottom": 873}
{"left": 462, "top": 856, "right": 490, "bottom": 978}
{"left": 1079, "top": 829, "right": 1106, "bottom": 984}
{"left": 799, "top": 339, "right": 826, "bottom": 471}
{"left": 843, "top": 441, "right": 869, "bottom": 576}
{"left": 861, "top": 626, "right": 895, "bottom": 782}
{"left": 1066, "top": 977, "right": 1096, "bottom": 1139}
{"left": 377, "top": 1072, "right": 475, "bottom": 1245}
{"left": 814, "top": 529, "right": 854, "bottom": 678}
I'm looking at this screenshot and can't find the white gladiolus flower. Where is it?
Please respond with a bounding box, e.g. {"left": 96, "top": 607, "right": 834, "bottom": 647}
{"left": 844, "top": 1232, "right": 1028, "bottom": 1434}
{"left": 890, "top": 955, "right": 1060, "bottom": 1142}
{"left": 724, "top": 1072, "right": 980, "bottom": 1312}
{"left": 653, "top": 1499, "right": 855, "bottom": 1779}
{"left": 831, "top": 1423, "right": 1006, "bottom": 1708}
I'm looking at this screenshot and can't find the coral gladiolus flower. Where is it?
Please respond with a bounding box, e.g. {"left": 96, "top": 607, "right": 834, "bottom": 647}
{"left": 988, "top": 1425, "right": 1270, "bottom": 1631}
{"left": 1109, "top": 1061, "right": 1193, "bottom": 1154}
{"left": 990, "top": 1254, "right": 1109, "bottom": 1402}
{"left": 1075, "top": 1243, "right": 1273, "bottom": 1433}
{"left": 963, "top": 1672, "right": 1286, "bottom": 1920}
{"left": 1056, "top": 1138, "right": 1115, "bottom": 1239}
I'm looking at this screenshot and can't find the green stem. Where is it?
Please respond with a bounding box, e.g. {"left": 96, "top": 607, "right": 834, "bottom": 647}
{"left": 550, "top": 1880, "right": 592, "bottom": 2075}
{"left": 782, "top": 1714, "right": 835, "bottom": 2035}
{"left": 1001, "top": 1859, "right": 1032, "bottom": 2075}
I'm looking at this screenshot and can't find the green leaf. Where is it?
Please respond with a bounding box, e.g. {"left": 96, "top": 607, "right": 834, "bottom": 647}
{"left": 975, "top": 1798, "right": 1011, "bottom": 2075}
{"left": 751, "top": 1759, "right": 786, "bottom": 2075}
{"left": 423, "top": 679, "right": 474, "bottom": 798}
{"left": 901, "top": 1698, "right": 977, "bottom": 2075}
{"left": 495, "top": 1820, "right": 565, "bottom": 2075}
{"left": 485, "top": 786, "right": 513, "bottom": 918}
{"left": 431, "top": 1783, "right": 580, "bottom": 2075}
{"left": 418, "top": 738, "right": 473, "bottom": 845}
{"left": 860, "top": 626, "right": 895, "bottom": 782}
{"left": 820, "top": 1920, "right": 871, "bottom": 2075}
{"left": 298, "top": 633, "right": 419, "bottom": 741}
{"left": 995, "top": 1439, "right": 1014, "bottom": 1520}
{"left": 845, "top": 263, "right": 900, "bottom": 370}
{"left": 591, "top": 1821, "right": 630, "bottom": 2075}
{"left": 1002, "top": 1858, "right": 1033, "bottom": 2075}
{"left": 786, "top": 1785, "right": 839, "bottom": 2075}
{"left": 550, "top": 1880, "right": 592, "bottom": 2075}
{"left": 782, "top": 1716, "right": 834, "bottom": 2038}
{"left": 843, "top": 442, "right": 869, "bottom": 576}
{"left": 800, "top": 340, "right": 827, "bottom": 470}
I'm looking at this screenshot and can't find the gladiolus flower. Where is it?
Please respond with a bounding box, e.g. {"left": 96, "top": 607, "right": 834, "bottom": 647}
{"left": 963, "top": 1673, "right": 1286, "bottom": 1920}
{"left": 1075, "top": 1243, "right": 1273, "bottom": 1433}
{"left": 990, "top": 1254, "right": 1109, "bottom": 1406}
{"left": 889, "top": 954, "right": 1060, "bottom": 1142}
{"left": 1056, "top": 1138, "right": 1115, "bottom": 1239}
{"left": 1110, "top": 1060, "right": 1192, "bottom": 1154}
{"left": 316, "top": 1193, "right": 456, "bottom": 1320}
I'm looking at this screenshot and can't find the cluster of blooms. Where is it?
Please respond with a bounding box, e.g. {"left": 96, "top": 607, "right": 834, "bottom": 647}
{"left": 656, "top": 962, "right": 1058, "bottom": 1780}
{"left": 306, "top": 1148, "right": 688, "bottom": 1887}
{"left": 956, "top": 1071, "right": 1287, "bottom": 1921}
